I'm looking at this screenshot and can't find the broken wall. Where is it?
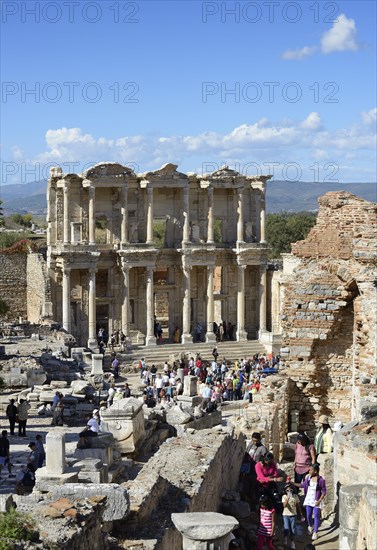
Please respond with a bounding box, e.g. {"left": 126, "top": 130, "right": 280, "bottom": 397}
{"left": 281, "top": 192, "right": 377, "bottom": 427}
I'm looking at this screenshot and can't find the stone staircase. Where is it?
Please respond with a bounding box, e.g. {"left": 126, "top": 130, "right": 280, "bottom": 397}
{"left": 111, "top": 340, "right": 268, "bottom": 367}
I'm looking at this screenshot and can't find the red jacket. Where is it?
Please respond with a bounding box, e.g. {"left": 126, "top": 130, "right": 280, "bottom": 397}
{"left": 255, "top": 461, "right": 278, "bottom": 484}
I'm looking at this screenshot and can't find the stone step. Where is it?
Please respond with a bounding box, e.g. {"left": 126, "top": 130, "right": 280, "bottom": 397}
{"left": 105, "top": 340, "right": 268, "bottom": 366}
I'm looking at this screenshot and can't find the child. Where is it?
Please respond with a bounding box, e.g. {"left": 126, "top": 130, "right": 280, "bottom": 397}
{"left": 257, "top": 494, "right": 276, "bottom": 550}
{"left": 282, "top": 482, "right": 304, "bottom": 549}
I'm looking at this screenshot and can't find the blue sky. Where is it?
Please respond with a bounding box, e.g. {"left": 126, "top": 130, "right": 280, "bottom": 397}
{"left": 1, "top": 0, "right": 376, "bottom": 185}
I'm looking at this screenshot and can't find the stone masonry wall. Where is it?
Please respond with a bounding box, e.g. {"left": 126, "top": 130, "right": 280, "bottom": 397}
{"left": 119, "top": 428, "right": 245, "bottom": 549}
{"left": 27, "top": 252, "right": 52, "bottom": 322}
{"left": 282, "top": 192, "right": 377, "bottom": 427}
{"left": 0, "top": 253, "right": 28, "bottom": 320}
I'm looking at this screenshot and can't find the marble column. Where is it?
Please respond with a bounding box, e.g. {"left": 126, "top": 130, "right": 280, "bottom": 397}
{"left": 63, "top": 181, "right": 70, "bottom": 244}
{"left": 182, "top": 265, "right": 192, "bottom": 344}
{"left": 121, "top": 263, "right": 130, "bottom": 336}
{"left": 236, "top": 188, "right": 244, "bottom": 243}
{"left": 236, "top": 264, "right": 247, "bottom": 341}
{"left": 182, "top": 185, "right": 190, "bottom": 244}
{"left": 145, "top": 266, "right": 156, "bottom": 346}
{"left": 207, "top": 186, "right": 214, "bottom": 243}
{"left": 259, "top": 266, "right": 267, "bottom": 336}
{"left": 206, "top": 266, "right": 216, "bottom": 343}
{"left": 260, "top": 189, "right": 266, "bottom": 243}
{"left": 121, "top": 185, "right": 129, "bottom": 243}
{"left": 88, "top": 185, "right": 96, "bottom": 245}
{"left": 62, "top": 264, "right": 71, "bottom": 334}
{"left": 88, "top": 268, "right": 97, "bottom": 349}
{"left": 146, "top": 187, "right": 154, "bottom": 244}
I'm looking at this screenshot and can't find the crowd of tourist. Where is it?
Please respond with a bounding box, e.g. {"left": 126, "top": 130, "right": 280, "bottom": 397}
{"left": 123, "top": 350, "right": 281, "bottom": 409}
{"left": 239, "top": 427, "right": 331, "bottom": 550}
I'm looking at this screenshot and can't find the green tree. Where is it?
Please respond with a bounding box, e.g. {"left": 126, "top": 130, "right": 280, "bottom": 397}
{"left": 266, "top": 211, "right": 317, "bottom": 258}
{"left": 0, "top": 199, "right": 4, "bottom": 227}
{"left": 10, "top": 213, "right": 33, "bottom": 227}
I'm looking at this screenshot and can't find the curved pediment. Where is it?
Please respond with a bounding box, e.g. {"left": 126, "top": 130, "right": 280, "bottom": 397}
{"left": 83, "top": 162, "right": 136, "bottom": 179}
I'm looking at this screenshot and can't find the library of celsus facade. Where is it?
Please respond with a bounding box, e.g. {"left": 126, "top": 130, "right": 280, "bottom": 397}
{"left": 46, "top": 162, "right": 273, "bottom": 348}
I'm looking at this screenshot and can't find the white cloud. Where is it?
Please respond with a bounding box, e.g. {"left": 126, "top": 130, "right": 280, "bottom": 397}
{"left": 300, "top": 112, "right": 322, "bottom": 131}
{"left": 321, "top": 14, "right": 359, "bottom": 54}
{"left": 281, "top": 46, "right": 316, "bottom": 60}
{"left": 282, "top": 13, "right": 360, "bottom": 60}
{"left": 361, "top": 107, "right": 377, "bottom": 126}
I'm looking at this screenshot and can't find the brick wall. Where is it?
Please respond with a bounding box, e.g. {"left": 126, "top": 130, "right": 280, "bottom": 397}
{"left": 282, "top": 192, "right": 377, "bottom": 426}
{"left": 0, "top": 253, "right": 28, "bottom": 320}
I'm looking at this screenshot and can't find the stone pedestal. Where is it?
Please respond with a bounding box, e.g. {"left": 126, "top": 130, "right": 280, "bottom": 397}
{"left": 177, "top": 368, "right": 184, "bottom": 381}
{"left": 91, "top": 354, "right": 103, "bottom": 374}
{"left": 36, "top": 430, "right": 79, "bottom": 491}
{"left": 100, "top": 398, "right": 146, "bottom": 454}
{"left": 183, "top": 376, "right": 198, "bottom": 397}
{"left": 177, "top": 395, "right": 203, "bottom": 408}
{"left": 76, "top": 458, "right": 109, "bottom": 483}
{"left": 172, "top": 512, "right": 239, "bottom": 550}
{"left": 74, "top": 433, "right": 115, "bottom": 466}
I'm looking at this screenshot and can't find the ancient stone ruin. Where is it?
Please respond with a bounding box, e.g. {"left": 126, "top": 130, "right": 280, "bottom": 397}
{"left": 0, "top": 174, "right": 376, "bottom": 549}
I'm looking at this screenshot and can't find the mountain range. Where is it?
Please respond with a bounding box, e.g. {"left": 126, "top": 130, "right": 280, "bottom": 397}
{"left": 0, "top": 179, "right": 376, "bottom": 215}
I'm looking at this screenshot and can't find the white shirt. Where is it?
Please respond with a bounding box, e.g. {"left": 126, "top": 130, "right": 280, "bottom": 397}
{"left": 155, "top": 377, "right": 164, "bottom": 389}
{"left": 87, "top": 418, "right": 99, "bottom": 433}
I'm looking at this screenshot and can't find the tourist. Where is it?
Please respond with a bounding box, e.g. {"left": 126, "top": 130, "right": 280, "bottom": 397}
{"left": 15, "top": 463, "right": 35, "bottom": 495}
{"left": 27, "top": 442, "right": 40, "bottom": 471}
{"left": 173, "top": 327, "right": 180, "bottom": 343}
{"left": 52, "top": 394, "right": 64, "bottom": 426}
{"left": 195, "top": 322, "right": 202, "bottom": 342}
{"left": 112, "top": 355, "right": 120, "bottom": 379}
{"left": 17, "top": 399, "right": 31, "bottom": 437}
{"left": 35, "top": 434, "right": 46, "bottom": 468}
{"left": 107, "top": 384, "right": 115, "bottom": 407}
{"left": 294, "top": 432, "right": 316, "bottom": 483}
{"left": 257, "top": 494, "right": 276, "bottom": 550}
{"left": 255, "top": 452, "right": 283, "bottom": 501}
{"left": 314, "top": 415, "right": 333, "bottom": 455}
{"left": 0, "top": 430, "right": 15, "bottom": 478}
{"left": 119, "top": 330, "right": 126, "bottom": 351}
{"left": 301, "top": 463, "right": 327, "bottom": 541}
{"left": 51, "top": 390, "right": 60, "bottom": 410}
{"left": 123, "top": 383, "right": 131, "bottom": 398}
{"left": 6, "top": 399, "right": 18, "bottom": 436}
{"left": 201, "top": 382, "right": 212, "bottom": 411}
{"left": 212, "top": 347, "right": 219, "bottom": 361}
{"left": 155, "top": 373, "right": 164, "bottom": 401}
{"left": 79, "top": 414, "right": 99, "bottom": 446}
{"left": 282, "top": 481, "right": 304, "bottom": 549}
{"left": 247, "top": 432, "right": 268, "bottom": 465}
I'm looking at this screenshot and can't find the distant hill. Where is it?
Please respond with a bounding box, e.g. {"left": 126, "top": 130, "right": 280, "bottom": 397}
{"left": 266, "top": 181, "right": 376, "bottom": 213}
{"left": 0, "top": 178, "right": 376, "bottom": 215}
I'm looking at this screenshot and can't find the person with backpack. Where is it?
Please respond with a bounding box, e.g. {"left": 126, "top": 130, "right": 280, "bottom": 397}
{"left": 294, "top": 432, "right": 316, "bottom": 483}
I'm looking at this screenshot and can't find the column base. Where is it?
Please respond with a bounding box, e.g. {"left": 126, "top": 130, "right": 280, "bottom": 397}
{"left": 145, "top": 335, "right": 157, "bottom": 347}
{"left": 87, "top": 337, "right": 98, "bottom": 351}
{"left": 182, "top": 333, "right": 193, "bottom": 344}
{"left": 236, "top": 329, "right": 247, "bottom": 342}
{"left": 205, "top": 332, "right": 217, "bottom": 344}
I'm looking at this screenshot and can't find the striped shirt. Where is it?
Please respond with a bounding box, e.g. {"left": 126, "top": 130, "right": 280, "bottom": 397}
{"left": 258, "top": 507, "right": 275, "bottom": 536}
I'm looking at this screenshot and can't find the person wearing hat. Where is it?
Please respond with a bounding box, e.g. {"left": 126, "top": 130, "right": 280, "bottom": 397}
{"left": 27, "top": 441, "right": 40, "bottom": 471}
{"left": 314, "top": 415, "right": 333, "bottom": 455}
